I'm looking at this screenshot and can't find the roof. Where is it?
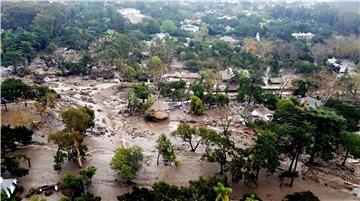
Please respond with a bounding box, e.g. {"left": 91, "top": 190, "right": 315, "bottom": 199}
{"left": 219, "top": 68, "right": 234, "bottom": 81}
{"left": 299, "top": 97, "right": 323, "bottom": 109}
{"left": 252, "top": 106, "right": 274, "bottom": 121}
{"left": 220, "top": 36, "right": 238, "bottom": 44}
{"left": 162, "top": 71, "right": 200, "bottom": 79}
{"left": 0, "top": 177, "right": 17, "bottom": 198}
{"left": 268, "top": 77, "right": 283, "bottom": 84}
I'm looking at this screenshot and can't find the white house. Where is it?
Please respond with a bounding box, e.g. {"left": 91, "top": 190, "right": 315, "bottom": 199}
{"left": 291, "top": 32, "right": 314, "bottom": 40}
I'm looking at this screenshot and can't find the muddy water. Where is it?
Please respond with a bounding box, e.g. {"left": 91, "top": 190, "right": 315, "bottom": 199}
{"left": 10, "top": 77, "right": 360, "bottom": 201}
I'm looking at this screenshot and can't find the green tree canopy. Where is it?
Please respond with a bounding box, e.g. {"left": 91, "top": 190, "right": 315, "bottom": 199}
{"left": 110, "top": 146, "right": 145, "bottom": 182}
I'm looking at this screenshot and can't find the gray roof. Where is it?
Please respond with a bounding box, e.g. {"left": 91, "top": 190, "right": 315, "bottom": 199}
{"left": 299, "top": 97, "right": 323, "bottom": 109}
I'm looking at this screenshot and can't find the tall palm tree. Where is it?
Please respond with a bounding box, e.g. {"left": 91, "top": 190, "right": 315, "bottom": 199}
{"left": 214, "top": 182, "right": 232, "bottom": 201}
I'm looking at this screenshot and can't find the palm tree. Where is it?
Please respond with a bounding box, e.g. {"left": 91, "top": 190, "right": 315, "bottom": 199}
{"left": 214, "top": 182, "right": 232, "bottom": 201}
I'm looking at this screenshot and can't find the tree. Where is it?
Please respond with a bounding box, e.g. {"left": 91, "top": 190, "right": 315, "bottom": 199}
{"left": 202, "top": 133, "right": 235, "bottom": 175}
{"left": 214, "top": 182, "right": 232, "bottom": 201}
{"left": 160, "top": 20, "right": 176, "bottom": 33}
{"left": 282, "top": 191, "right": 320, "bottom": 201}
{"left": 273, "top": 99, "right": 304, "bottom": 125}
{"left": 325, "top": 99, "right": 360, "bottom": 132}
{"left": 251, "top": 130, "right": 280, "bottom": 180}
{"left": 110, "top": 146, "right": 145, "bottom": 182}
{"left": 148, "top": 56, "right": 165, "bottom": 79}
{"left": 292, "top": 80, "right": 308, "bottom": 97}
{"left": 1, "top": 125, "right": 33, "bottom": 177}
{"left": 340, "top": 131, "right": 360, "bottom": 166}
{"left": 133, "top": 83, "right": 151, "bottom": 102}
{"left": 236, "top": 72, "right": 264, "bottom": 104}
{"left": 216, "top": 93, "right": 229, "bottom": 106}
{"left": 190, "top": 95, "right": 204, "bottom": 115}
{"left": 1, "top": 78, "right": 31, "bottom": 102}
{"left": 59, "top": 166, "right": 98, "bottom": 200}
{"left": 61, "top": 106, "right": 94, "bottom": 134}
{"left": 156, "top": 134, "right": 176, "bottom": 165}
{"left": 1, "top": 50, "right": 25, "bottom": 73}
{"left": 200, "top": 70, "right": 221, "bottom": 94}
{"left": 172, "top": 123, "right": 216, "bottom": 152}
{"left": 215, "top": 108, "right": 232, "bottom": 135}
{"left": 46, "top": 42, "right": 57, "bottom": 53}
{"left": 282, "top": 124, "right": 314, "bottom": 186}
{"left": 48, "top": 107, "right": 94, "bottom": 170}
{"left": 117, "top": 176, "right": 226, "bottom": 201}
{"left": 306, "top": 109, "right": 345, "bottom": 163}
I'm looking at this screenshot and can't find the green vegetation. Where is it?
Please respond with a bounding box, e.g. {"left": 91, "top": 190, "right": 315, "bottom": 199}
{"left": 190, "top": 95, "right": 204, "bottom": 115}
{"left": 117, "top": 176, "right": 228, "bottom": 201}
{"left": 1, "top": 125, "right": 33, "bottom": 177}
{"left": 110, "top": 146, "right": 145, "bottom": 182}
{"left": 58, "top": 166, "right": 101, "bottom": 201}
{"left": 48, "top": 106, "right": 95, "bottom": 170}
{"left": 156, "top": 134, "right": 176, "bottom": 166}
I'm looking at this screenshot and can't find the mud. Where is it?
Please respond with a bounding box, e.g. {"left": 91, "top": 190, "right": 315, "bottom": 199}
{"left": 4, "top": 76, "right": 360, "bottom": 201}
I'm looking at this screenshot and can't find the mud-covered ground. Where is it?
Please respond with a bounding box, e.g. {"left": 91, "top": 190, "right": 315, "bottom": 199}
{"left": 2, "top": 76, "right": 360, "bottom": 201}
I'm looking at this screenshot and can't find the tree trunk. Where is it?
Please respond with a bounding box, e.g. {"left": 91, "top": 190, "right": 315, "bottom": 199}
{"left": 189, "top": 141, "right": 195, "bottom": 152}
{"left": 342, "top": 149, "right": 349, "bottom": 166}
{"left": 157, "top": 152, "right": 160, "bottom": 165}
{"left": 290, "top": 152, "right": 300, "bottom": 187}
{"left": 308, "top": 150, "right": 316, "bottom": 164}
{"left": 220, "top": 164, "right": 224, "bottom": 175}
{"left": 192, "top": 140, "right": 202, "bottom": 152}
{"left": 288, "top": 153, "right": 296, "bottom": 172}
{"left": 3, "top": 102, "right": 7, "bottom": 112}
{"left": 256, "top": 167, "right": 260, "bottom": 180}
{"left": 76, "top": 147, "right": 83, "bottom": 168}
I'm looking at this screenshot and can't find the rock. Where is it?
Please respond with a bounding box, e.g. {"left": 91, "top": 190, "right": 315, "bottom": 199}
{"left": 145, "top": 110, "right": 169, "bottom": 121}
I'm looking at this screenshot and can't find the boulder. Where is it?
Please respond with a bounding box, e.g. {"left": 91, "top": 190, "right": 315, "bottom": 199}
{"left": 145, "top": 109, "right": 169, "bottom": 121}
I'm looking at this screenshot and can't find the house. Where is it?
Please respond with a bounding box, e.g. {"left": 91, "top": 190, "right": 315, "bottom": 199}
{"left": 152, "top": 33, "right": 170, "bottom": 40}
{"left": 0, "top": 177, "right": 17, "bottom": 198}
{"left": 219, "top": 68, "right": 234, "bottom": 82}
{"left": 224, "top": 25, "right": 234, "bottom": 32}
{"left": 218, "top": 15, "right": 236, "bottom": 20}
{"left": 118, "top": 8, "right": 146, "bottom": 24}
{"left": 268, "top": 77, "right": 283, "bottom": 85}
{"left": 162, "top": 71, "right": 200, "bottom": 80}
{"left": 251, "top": 107, "right": 274, "bottom": 121}
{"left": 327, "top": 57, "right": 354, "bottom": 74}
{"left": 291, "top": 32, "right": 314, "bottom": 40}
{"left": 181, "top": 24, "right": 200, "bottom": 32}
{"left": 220, "top": 36, "right": 238, "bottom": 44}
{"left": 299, "top": 96, "right": 323, "bottom": 109}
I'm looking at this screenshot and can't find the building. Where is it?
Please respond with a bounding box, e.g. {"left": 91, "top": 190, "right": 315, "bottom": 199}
{"left": 118, "top": 8, "right": 146, "bottom": 24}
{"left": 327, "top": 57, "right": 353, "bottom": 74}
{"left": 291, "top": 32, "right": 314, "bottom": 40}
{"left": 268, "top": 77, "right": 283, "bottom": 85}
{"left": 219, "top": 68, "right": 235, "bottom": 82}
{"left": 224, "top": 25, "right": 235, "bottom": 32}
{"left": 251, "top": 106, "right": 274, "bottom": 121}
{"left": 181, "top": 24, "right": 200, "bottom": 32}
{"left": 220, "top": 36, "right": 238, "bottom": 44}
{"left": 0, "top": 177, "right": 17, "bottom": 198}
